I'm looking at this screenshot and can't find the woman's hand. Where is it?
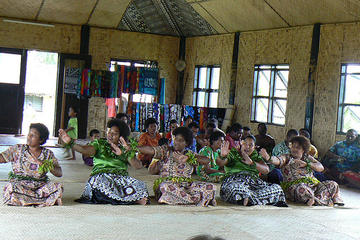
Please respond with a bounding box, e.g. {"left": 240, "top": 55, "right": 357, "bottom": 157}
{"left": 173, "top": 151, "right": 188, "bottom": 164}
{"left": 58, "top": 129, "right": 71, "bottom": 144}
{"left": 259, "top": 148, "right": 270, "bottom": 161}
{"left": 109, "top": 142, "right": 122, "bottom": 156}
{"left": 119, "top": 137, "right": 130, "bottom": 151}
{"left": 220, "top": 141, "right": 230, "bottom": 157}
{"left": 293, "top": 159, "right": 307, "bottom": 168}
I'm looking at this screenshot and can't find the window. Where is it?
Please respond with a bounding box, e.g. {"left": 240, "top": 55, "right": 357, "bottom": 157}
{"left": 251, "top": 64, "right": 289, "bottom": 125}
{"left": 337, "top": 64, "right": 360, "bottom": 133}
{"left": 24, "top": 95, "right": 43, "bottom": 112}
{"left": 192, "top": 65, "right": 220, "bottom": 108}
{"left": 110, "top": 59, "right": 158, "bottom": 103}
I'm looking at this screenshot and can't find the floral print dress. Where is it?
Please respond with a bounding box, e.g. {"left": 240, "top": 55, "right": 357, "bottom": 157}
{"left": 1, "top": 144, "right": 63, "bottom": 207}
{"left": 153, "top": 147, "right": 216, "bottom": 206}
{"left": 280, "top": 155, "right": 341, "bottom": 206}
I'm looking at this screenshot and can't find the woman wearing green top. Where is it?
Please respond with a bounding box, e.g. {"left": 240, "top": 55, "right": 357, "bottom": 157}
{"left": 218, "top": 135, "right": 287, "bottom": 207}
{"left": 197, "top": 131, "right": 226, "bottom": 183}
{"left": 59, "top": 119, "right": 149, "bottom": 205}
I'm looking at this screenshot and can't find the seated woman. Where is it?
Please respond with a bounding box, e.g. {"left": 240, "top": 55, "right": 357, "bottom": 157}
{"left": 197, "top": 131, "right": 226, "bottom": 183}
{"left": 322, "top": 129, "right": 360, "bottom": 187}
{"left": 218, "top": 135, "right": 286, "bottom": 207}
{"left": 59, "top": 119, "right": 149, "bottom": 205}
{"left": 263, "top": 136, "right": 343, "bottom": 206}
{"left": 138, "top": 118, "right": 162, "bottom": 167}
{"left": 142, "top": 127, "right": 216, "bottom": 206}
{"left": 0, "top": 123, "right": 63, "bottom": 207}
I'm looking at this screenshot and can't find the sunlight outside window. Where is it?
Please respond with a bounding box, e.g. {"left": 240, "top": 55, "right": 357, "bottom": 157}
{"left": 193, "top": 65, "right": 220, "bottom": 107}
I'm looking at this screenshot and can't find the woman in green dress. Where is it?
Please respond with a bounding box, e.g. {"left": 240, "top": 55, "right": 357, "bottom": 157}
{"left": 218, "top": 135, "right": 287, "bottom": 206}
{"left": 197, "top": 131, "right": 226, "bottom": 182}
{"left": 59, "top": 119, "right": 149, "bottom": 205}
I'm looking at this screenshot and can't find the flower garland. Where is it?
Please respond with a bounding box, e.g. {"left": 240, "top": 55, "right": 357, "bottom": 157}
{"left": 185, "top": 151, "right": 198, "bottom": 165}
{"left": 124, "top": 138, "right": 139, "bottom": 162}
{"left": 38, "top": 159, "right": 54, "bottom": 174}
{"left": 65, "top": 139, "right": 75, "bottom": 149}
{"left": 90, "top": 168, "right": 128, "bottom": 177}
{"left": 280, "top": 177, "right": 320, "bottom": 191}
{"left": 8, "top": 171, "right": 49, "bottom": 182}
{"left": 153, "top": 176, "right": 194, "bottom": 192}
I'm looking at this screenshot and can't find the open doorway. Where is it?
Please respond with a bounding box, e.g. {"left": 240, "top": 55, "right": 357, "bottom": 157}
{"left": 22, "top": 50, "right": 58, "bottom": 136}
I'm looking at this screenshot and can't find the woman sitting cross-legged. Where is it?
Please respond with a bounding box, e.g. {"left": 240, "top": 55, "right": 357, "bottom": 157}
{"left": 59, "top": 119, "right": 149, "bottom": 205}
{"left": 0, "top": 123, "right": 63, "bottom": 207}
{"left": 262, "top": 136, "right": 344, "bottom": 206}
{"left": 142, "top": 127, "right": 216, "bottom": 206}
{"left": 218, "top": 135, "right": 287, "bottom": 207}
{"left": 197, "top": 131, "right": 226, "bottom": 183}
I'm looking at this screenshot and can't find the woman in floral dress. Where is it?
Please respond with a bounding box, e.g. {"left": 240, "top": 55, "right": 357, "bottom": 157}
{"left": 141, "top": 127, "right": 216, "bottom": 206}
{"left": 59, "top": 119, "right": 149, "bottom": 205}
{"left": 0, "top": 123, "right": 63, "bottom": 207}
{"left": 263, "top": 136, "right": 344, "bottom": 206}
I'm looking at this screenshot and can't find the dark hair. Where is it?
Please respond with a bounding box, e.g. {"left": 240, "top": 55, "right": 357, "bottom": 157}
{"left": 169, "top": 119, "right": 178, "bottom": 125}
{"left": 244, "top": 135, "right": 256, "bottom": 143}
{"left": 107, "top": 119, "right": 130, "bottom": 140}
{"left": 209, "top": 131, "right": 226, "bottom": 145}
{"left": 188, "top": 122, "right": 199, "bottom": 129}
{"left": 116, "top": 113, "right": 129, "bottom": 121}
{"left": 206, "top": 122, "right": 216, "bottom": 129}
{"left": 208, "top": 118, "right": 218, "bottom": 127}
{"left": 69, "top": 105, "right": 78, "bottom": 114}
{"left": 290, "top": 136, "right": 311, "bottom": 153}
{"left": 228, "top": 123, "right": 242, "bottom": 133}
{"left": 89, "top": 129, "right": 100, "bottom": 137}
{"left": 299, "top": 128, "right": 310, "bottom": 139}
{"left": 158, "top": 137, "right": 169, "bottom": 146}
{"left": 258, "top": 123, "right": 266, "bottom": 128}
{"left": 188, "top": 235, "right": 225, "bottom": 240}
{"left": 286, "top": 129, "right": 299, "bottom": 139}
{"left": 29, "top": 123, "right": 49, "bottom": 145}
{"left": 145, "top": 118, "right": 158, "bottom": 129}
{"left": 243, "top": 126, "right": 251, "bottom": 131}
{"left": 173, "top": 127, "right": 193, "bottom": 147}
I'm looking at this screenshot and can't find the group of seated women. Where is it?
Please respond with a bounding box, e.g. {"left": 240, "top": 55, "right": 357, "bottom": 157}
{"left": 1, "top": 117, "right": 352, "bottom": 208}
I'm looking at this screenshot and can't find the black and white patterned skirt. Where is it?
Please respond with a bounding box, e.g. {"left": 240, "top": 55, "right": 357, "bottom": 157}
{"left": 220, "top": 172, "right": 286, "bottom": 206}
{"left": 76, "top": 173, "right": 149, "bottom": 205}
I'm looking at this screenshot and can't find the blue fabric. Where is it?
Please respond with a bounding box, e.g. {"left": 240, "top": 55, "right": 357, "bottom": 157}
{"left": 272, "top": 141, "right": 290, "bottom": 157}
{"left": 267, "top": 168, "right": 283, "bottom": 184}
{"left": 330, "top": 140, "right": 360, "bottom": 172}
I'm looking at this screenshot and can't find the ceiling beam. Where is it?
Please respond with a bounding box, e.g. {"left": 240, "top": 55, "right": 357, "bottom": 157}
{"left": 35, "top": 0, "right": 46, "bottom": 20}
{"left": 197, "top": 2, "right": 229, "bottom": 33}
{"left": 116, "top": 0, "right": 135, "bottom": 29}
{"left": 263, "top": 0, "right": 291, "bottom": 27}
{"left": 86, "top": 0, "right": 100, "bottom": 24}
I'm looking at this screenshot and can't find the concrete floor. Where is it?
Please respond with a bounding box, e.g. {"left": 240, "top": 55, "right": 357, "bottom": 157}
{"left": 0, "top": 136, "right": 359, "bottom": 240}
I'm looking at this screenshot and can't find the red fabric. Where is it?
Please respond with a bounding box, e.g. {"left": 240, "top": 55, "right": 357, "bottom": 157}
{"left": 165, "top": 132, "right": 172, "bottom": 140}
{"left": 106, "top": 98, "right": 116, "bottom": 118}
{"left": 225, "top": 134, "right": 240, "bottom": 150}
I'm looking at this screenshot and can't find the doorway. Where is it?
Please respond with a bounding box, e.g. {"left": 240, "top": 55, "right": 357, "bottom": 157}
{"left": 21, "top": 50, "right": 58, "bottom": 136}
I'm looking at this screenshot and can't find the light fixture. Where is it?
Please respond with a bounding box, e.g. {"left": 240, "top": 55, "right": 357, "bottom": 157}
{"left": 3, "top": 19, "right": 55, "bottom": 28}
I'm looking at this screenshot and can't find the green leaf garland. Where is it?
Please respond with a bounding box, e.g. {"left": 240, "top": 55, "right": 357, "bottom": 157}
{"left": 38, "top": 159, "right": 54, "bottom": 174}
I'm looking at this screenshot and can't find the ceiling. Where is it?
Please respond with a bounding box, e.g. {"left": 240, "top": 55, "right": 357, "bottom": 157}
{"left": 1, "top": 0, "right": 360, "bottom": 37}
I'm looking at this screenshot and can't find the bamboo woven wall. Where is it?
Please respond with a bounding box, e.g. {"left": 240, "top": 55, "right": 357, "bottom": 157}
{"left": 313, "top": 22, "right": 360, "bottom": 154}
{"left": 235, "top": 26, "right": 313, "bottom": 144}
{"left": 183, "top": 33, "right": 234, "bottom": 108}
{"left": 0, "top": 17, "right": 80, "bottom": 53}
{"left": 87, "top": 97, "right": 107, "bottom": 137}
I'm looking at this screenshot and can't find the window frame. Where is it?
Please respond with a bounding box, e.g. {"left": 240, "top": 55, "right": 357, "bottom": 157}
{"left": 336, "top": 63, "right": 360, "bottom": 134}
{"left": 192, "top": 65, "right": 220, "bottom": 108}
{"left": 251, "top": 64, "right": 289, "bottom": 126}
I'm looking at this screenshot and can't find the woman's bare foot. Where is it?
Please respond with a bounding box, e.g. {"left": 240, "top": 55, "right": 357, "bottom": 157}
{"left": 243, "top": 197, "right": 249, "bottom": 206}
{"left": 56, "top": 198, "right": 62, "bottom": 206}
{"left": 307, "top": 198, "right": 315, "bottom": 206}
{"left": 136, "top": 197, "right": 148, "bottom": 205}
